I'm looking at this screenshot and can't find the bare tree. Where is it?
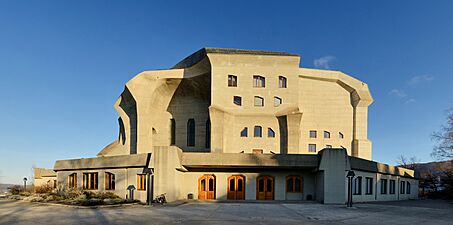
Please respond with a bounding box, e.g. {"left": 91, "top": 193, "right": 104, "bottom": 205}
{"left": 431, "top": 107, "right": 453, "bottom": 161}
{"left": 396, "top": 155, "right": 419, "bottom": 170}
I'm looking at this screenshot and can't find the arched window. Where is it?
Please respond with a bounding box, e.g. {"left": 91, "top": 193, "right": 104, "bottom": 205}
{"left": 279, "top": 76, "right": 287, "bottom": 88}
{"left": 324, "top": 131, "right": 330, "bottom": 139}
{"left": 205, "top": 119, "right": 210, "bottom": 149}
{"left": 253, "top": 75, "right": 265, "bottom": 88}
{"left": 170, "top": 119, "right": 176, "bottom": 145}
{"left": 268, "top": 128, "right": 275, "bottom": 137}
{"left": 187, "top": 119, "right": 195, "bottom": 147}
{"left": 240, "top": 127, "right": 248, "bottom": 137}
{"left": 254, "top": 126, "right": 262, "bottom": 137}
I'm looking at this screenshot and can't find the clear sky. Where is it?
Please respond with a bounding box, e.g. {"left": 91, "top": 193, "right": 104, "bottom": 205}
{"left": 0, "top": 0, "right": 452, "bottom": 184}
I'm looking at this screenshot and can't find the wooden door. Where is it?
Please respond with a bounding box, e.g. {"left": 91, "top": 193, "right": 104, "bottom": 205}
{"left": 227, "top": 175, "right": 245, "bottom": 200}
{"left": 198, "top": 175, "right": 215, "bottom": 200}
{"left": 256, "top": 176, "right": 274, "bottom": 200}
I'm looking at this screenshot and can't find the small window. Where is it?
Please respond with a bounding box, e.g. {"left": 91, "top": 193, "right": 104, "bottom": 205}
{"left": 400, "top": 181, "right": 405, "bottom": 194}
{"left": 253, "top": 75, "right": 265, "bottom": 88}
{"left": 228, "top": 75, "right": 237, "bottom": 87}
{"left": 353, "top": 176, "right": 362, "bottom": 195}
{"left": 407, "top": 182, "right": 411, "bottom": 194}
{"left": 308, "top": 144, "right": 316, "bottom": 152}
{"left": 170, "top": 119, "right": 176, "bottom": 145}
{"left": 365, "top": 177, "right": 373, "bottom": 195}
{"left": 254, "top": 126, "right": 262, "bottom": 137}
{"left": 82, "top": 172, "right": 98, "bottom": 190}
{"left": 279, "top": 76, "right": 287, "bottom": 88}
{"left": 326, "top": 145, "right": 332, "bottom": 148}
{"left": 309, "top": 130, "right": 317, "bottom": 138}
{"left": 68, "top": 173, "right": 77, "bottom": 188}
{"left": 324, "top": 131, "right": 330, "bottom": 139}
{"left": 254, "top": 96, "right": 264, "bottom": 107}
{"left": 389, "top": 180, "right": 396, "bottom": 194}
{"left": 286, "top": 176, "right": 303, "bottom": 193}
{"left": 233, "top": 96, "right": 242, "bottom": 106}
{"left": 274, "top": 96, "right": 282, "bottom": 107}
{"left": 240, "top": 127, "right": 248, "bottom": 137}
{"left": 380, "top": 179, "right": 388, "bottom": 194}
{"left": 137, "top": 174, "right": 146, "bottom": 190}
{"left": 339, "top": 132, "right": 344, "bottom": 139}
{"left": 252, "top": 149, "right": 263, "bottom": 154}
{"left": 268, "top": 128, "right": 275, "bottom": 138}
{"left": 205, "top": 119, "right": 210, "bottom": 149}
{"left": 105, "top": 172, "right": 115, "bottom": 190}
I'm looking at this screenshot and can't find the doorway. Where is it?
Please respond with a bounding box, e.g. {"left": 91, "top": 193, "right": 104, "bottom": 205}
{"left": 198, "top": 174, "right": 215, "bottom": 200}
{"left": 256, "top": 176, "right": 274, "bottom": 200}
{"left": 227, "top": 175, "right": 245, "bottom": 200}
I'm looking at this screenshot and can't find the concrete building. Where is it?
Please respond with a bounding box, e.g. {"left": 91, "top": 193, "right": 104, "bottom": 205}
{"left": 53, "top": 48, "right": 418, "bottom": 204}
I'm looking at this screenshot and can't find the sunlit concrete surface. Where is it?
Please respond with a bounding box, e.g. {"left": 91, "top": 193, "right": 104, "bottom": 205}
{"left": 1, "top": 199, "right": 452, "bottom": 225}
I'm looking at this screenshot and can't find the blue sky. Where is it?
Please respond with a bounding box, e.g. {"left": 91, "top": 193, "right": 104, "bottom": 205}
{"left": 0, "top": 0, "right": 452, "bottom": 184}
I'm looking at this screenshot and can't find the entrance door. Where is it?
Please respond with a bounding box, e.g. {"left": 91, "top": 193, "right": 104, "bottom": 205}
{"left": 256, "top": 176, "right": 274, "bottom": 200}
{"left": 198, "top": 175, "right": 215, "bottom": 200}
{"left": 227, "top": 175, "right": 245, "bottom": 200}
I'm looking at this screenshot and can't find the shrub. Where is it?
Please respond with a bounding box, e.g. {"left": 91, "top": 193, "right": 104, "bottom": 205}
{"left": 8, "top": 185, "right": 22, "bottom": 195}
{"left": 35, "top": 184, "right": 54, "bottom": 194}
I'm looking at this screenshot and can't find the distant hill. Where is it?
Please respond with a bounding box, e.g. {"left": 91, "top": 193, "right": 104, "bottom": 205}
{"left": 0, "top": 183, "right": 16, "bottom": 194}
{"left": 415, "top": 160, "right": 452, "bottom": 176}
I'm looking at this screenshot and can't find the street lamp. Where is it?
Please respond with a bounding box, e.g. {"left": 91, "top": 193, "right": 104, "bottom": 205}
{"left": 23, "top": 177, "right": 28, "bottom": 191}
{"left": 346, "top": 171, "right": 355, "bottom": 208}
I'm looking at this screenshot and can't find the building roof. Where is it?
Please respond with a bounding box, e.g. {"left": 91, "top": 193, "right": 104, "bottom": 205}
{"left": 349, "top": 156, "right": 415, "bottom": 178}
{"left": 173, "top": 47, "right": 299, "bottom": 69}
{"left": 54, "top": 153, "right": 151, "bottom": 171}
{"left": 34, "top": 168, "right": 56, "bottom": 178}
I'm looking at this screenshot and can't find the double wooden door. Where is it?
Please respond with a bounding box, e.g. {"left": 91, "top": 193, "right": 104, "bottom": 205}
{"left": 198, "top": 175, "right": 215, "bottom": 200}
{"left": 227, "top": 175, "right": 245, "bottom": 200}
{"left": 256, "top": 176, "right": 274, "bottom": 200}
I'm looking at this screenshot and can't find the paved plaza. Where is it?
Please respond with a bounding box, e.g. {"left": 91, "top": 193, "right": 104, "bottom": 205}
{"left": 0, "top": 199, "right": 452, "bottom": 225}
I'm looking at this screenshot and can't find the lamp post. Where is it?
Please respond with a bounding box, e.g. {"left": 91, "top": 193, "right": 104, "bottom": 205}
{"left": 346, "top": 171, "right": 355, "bottom": 208}
{"left": 23, "top": 177, "right": 28, "bottom": 191}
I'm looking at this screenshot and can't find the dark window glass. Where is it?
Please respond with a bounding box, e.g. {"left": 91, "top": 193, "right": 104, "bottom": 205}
{"left": 233, "top": 96, "right": 242, "bottom": 106}
{"left": 228, "top": 75, "right": 237, "bottom": 87}
{"left": 353, "top": 176, "right": 362, "bottom": 195}
{"left": 366, "top": 177, "right": 373, "bottom": 195}
{"left": 240, "top": 127, "right": 248, "bottom": 137}
{"left": 187, "top": 119, "right": 195, "bottom": 147}
{"left": 381, "top": 179, "right": 388, "bottom": 194}
{"left": 287, "top": 178, "right": 294, "bottom": 192}
{"left": 237, "top": 179, "right": 243, "bottom": 191}
{"left": 208, "top": 178, "right": 214, "bottom": 191}
{"left": 254, "top": 126, "right": 262, "bottom": 137}
{"left": 259, "top": 179, "right": 264, "bottom": 192}
{"left": 295, "top": 177, "right": 301, "bottom": 192}
{"left": 229, "top": 179, "right": 235, "bottom": 191}
{"left": 400, "top": 181, "right": 405, "bottom": 194}
{"left": 170, "top": 119, "right": 176, "bottom": 145}
{"left": 308, "top": 144, "right": 316, "bottom": 152}
{"left": 205, "top": 119, "right": 210, "bottom": 148}
{"left": 201, "top": 179, "right": 206, "bottom": 191}
{"left": 268, "top": 128, "right": 275, "bottom": 137}
{"left": 279, "top": 76, "right": 287, "bottom": 88}
{"left": 407, "top": 182, "right": 411, "bottom": 194}
{"left": 266, "top": 179, "right": 272, "bottom": 192}
{"left": 390, "top": 180, "right": 395, "bottom": 194}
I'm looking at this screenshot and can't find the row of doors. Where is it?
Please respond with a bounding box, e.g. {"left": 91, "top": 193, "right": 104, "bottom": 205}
{"left": 198, "top": 175, "right": 274, "bottom": 200}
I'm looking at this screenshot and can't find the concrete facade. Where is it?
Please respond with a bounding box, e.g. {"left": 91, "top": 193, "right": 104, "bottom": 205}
{"left": 34, "top": 168, "right": 57, "bottom": 188}
{"left": 52, "top": 48, "right": 417, "bottom": 204}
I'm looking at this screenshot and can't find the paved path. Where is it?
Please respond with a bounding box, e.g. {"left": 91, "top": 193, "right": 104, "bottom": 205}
{"left": 0, "top": 199, "right": 452, "bottom": 225}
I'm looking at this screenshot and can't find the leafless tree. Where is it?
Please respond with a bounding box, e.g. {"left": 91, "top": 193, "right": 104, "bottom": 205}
{"left": 431, "top": 107, "right": 453, "bottom": 161}
{"left": 396, "top": 155, "right": 419, "bottom": 170}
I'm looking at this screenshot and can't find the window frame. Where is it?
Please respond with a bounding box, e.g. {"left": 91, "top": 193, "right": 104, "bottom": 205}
{"left": 308, "top": 144, "right": 316, "bottom": 152}
{"left": 170, "top": 118, "right": 176, "bottom": 145}
{"left": 187, "top": 118, "right": 195, "bottom": 147}
{"left": 274, "top": 96, "right": 282, "bottom": 107}
{"left": 254, "top": 96, "right": 264, "bottom": 107}
{"left": 278, "top": 76, "right": 287, "bottom": 88}
{"left": 253, "top": 75, "right": 265, "bottom": 88}
{"left": 137, "top": 174, "right": 146, "bottom": 191}
{"left": 309, "top": 130, "right": 317, "bottom": 138}
{"left": 389, "top": 180, "right": 396, "bottom": 194}
{"left": 82, "top": 172, "right": 98, "bottom": 190}
{"left": 240, "top": 127, "right": 248, "bottom": 137}
{"left": 233, "top": 96, "right": 242, "bottom": 106}
{"left": 365, "top": 177, "right": 373, "bottom": 195}
{"left": 286, "top": 176, "right": 303, "bottom": 193}
{"left": 324, "top": 131, "right": 331, "bottom": 139}
{"left": 353, "top": 176, "right": 362, "bottom": 195}
{"left": 68, "top": 173, "right": 77, "bottom": 188}
{"left": 228, "top": 75, "right": 237, "bottom": 87}
{"left": 400, "top": 181, "right": 405, "bottom": 194}
{"left": 380, "top": 179, "right": 388, "bottom": 194}
{"left": 339, "top": 132, "right": 344, "bottom": 139}
{"left": 406, "top": 182, "right": 411, "bottom": 194}
{"left": 268, "top": 128, "right": 275, "bottom": 138}
{"left": 105, "top": 172, "right": 115, "bottom": 190}
{"left": 254, "top": 126, "right": 262, "bottom": 137}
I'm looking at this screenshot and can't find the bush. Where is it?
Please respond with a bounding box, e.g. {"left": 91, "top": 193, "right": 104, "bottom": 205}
{"left": 35, "top": 184, "right": 54, "bottom": 194}
{"left": 8, "top": 185, "right": 22, "bottom": 195}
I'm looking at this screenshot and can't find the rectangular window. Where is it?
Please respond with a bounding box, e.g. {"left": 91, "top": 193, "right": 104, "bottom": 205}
{"left": 233, "top": 96, "right": 242, "bottom": 106}
{"left": 105, "top": 172, "right": 115, "bottom": 190}
{"left": 380, "top": 179, "right": 388, "bottom": 194}
{"left": 406, "top": 182, "right": 411, "bottom": 194}
{"left": 82, "top": 172, "right": 98, "bottom": 190}
{"left": 400, "top": 181, "right": 405, "bottom": 194}
{"left": 68, "top": 173, "right": 77, "bottom": 188}
{"left": 228, "top": 75, "right": 237, "bottom": 87}
{"left": 268, "top": 128, "right": 275, "bottom": 137}
{"left": 274, "top": 96, "right": 282, "bottom": 107}
{"left": 389, "top": 180, "right": 395, "bottom": 194}
{"left": 252, "top": 149, "right": 263, "bottom": 154}
{"left": 137, "top": 174, "right": 146, "bottom": 190}
{"left": 309, "top": 130, "right": 317, "bottom": 138}
{"left": 324, "top": 131, "right": 330, "bottom": 138}
{"left": 254, "top": 96, "right": 264, "bottom": 107}
{"left": 365, "top": 177, "right": 373, "bottom": 195}
{"left": 279, "top": 76, "right": 287, "bottom": 88}
{"left": 170, "top": 119, "right": 176, "bottom": 145}
{"left": 353, "top": 176, "right": 362, "bottom": 195}
{"left": 308, "top": 144, "right": 316, "bottom": 152}
{"left": 339, "top": 132, "right": 344, "bottom": 139}
{"left": 254, "top": 126, "right": 262, "bottom": 137}
{"left": 253, "top": 75, "right": 265, "bottom": 88}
